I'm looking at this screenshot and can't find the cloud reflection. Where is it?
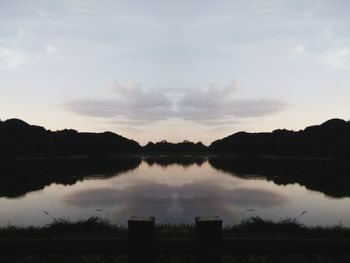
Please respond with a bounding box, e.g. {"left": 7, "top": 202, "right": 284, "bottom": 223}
{"left": 63, "top": 178, "right": 288, "bottom": 224}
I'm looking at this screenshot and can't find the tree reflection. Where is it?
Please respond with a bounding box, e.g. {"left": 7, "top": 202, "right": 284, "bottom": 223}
{"left": 0, "top": 157, "right": 141, "bottom": 198}
{"left": 209, "top": 157, "right": 350, "bottom": 198}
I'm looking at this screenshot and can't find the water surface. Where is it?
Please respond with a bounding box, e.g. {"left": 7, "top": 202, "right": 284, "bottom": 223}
{"left": 0, "top": 157, "right": 349, "bottom": 227}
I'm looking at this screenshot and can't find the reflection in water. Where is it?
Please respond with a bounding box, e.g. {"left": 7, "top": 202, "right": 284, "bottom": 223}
{"left": 209, "top": 157, "right": 350, "bottom": 198}
{"left": 1, "top": 157, "right": 350, "bottom": 226}
{"left": 1, "top": 156, "right": 350, "bottom": 199}
{"left": 143, "top": 156, "right": 206, "bottom": 167}
{"left": 64, "top": 181, "right": 287, "bottom": 224}
{"left": 0, "top": 157, "right": 141, "bottom": 198}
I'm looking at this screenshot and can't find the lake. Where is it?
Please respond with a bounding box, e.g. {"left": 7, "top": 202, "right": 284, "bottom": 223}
{"left": 1, "top": 156, "right": 350, "bottom": 227}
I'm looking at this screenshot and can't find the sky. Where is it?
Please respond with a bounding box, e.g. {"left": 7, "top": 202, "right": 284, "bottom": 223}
{"left": 1, "top": 0, "right": 350, "bottom": 145}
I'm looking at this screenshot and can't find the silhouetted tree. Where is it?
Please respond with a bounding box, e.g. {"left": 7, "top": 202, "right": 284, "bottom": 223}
{"left": 143, "top": 140, "right": 207, "bottom": 153}
{"left": 209, "top": 119, "right": 350, "bottom": 159}
{"left": 0, "top": 118, "right": 141, "bottom": 158}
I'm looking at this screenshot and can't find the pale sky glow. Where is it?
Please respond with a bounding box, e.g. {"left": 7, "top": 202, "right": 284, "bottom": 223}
{"left": 1, "top": 0, "right": 350, "bottom": 144}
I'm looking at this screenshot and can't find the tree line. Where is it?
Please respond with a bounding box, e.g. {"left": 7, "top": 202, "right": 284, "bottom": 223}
{"left": 1, "top": 118, "right": 350, "bottom": 159}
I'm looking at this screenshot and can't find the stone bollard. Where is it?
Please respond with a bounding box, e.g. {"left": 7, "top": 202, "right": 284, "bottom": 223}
{"left": 195, "top": 216, "right": 223, "bottom": 263}
{"left": 128, "top": 216, "right": 155, "bottom": 263}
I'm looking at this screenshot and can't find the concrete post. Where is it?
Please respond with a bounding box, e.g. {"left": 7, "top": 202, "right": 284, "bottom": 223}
{"left": 128, "top": 216, "right": 155, "bottom": 263}
{"left": 195, "top": 216, "right": 222, "bottom": 263}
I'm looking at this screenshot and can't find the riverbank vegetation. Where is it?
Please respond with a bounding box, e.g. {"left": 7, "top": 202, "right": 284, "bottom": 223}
{"left": 2, "top": 217, "right": 350, "bottom": 263}
{"left": 2, "top": 216, "right": 350, "bottom": 239}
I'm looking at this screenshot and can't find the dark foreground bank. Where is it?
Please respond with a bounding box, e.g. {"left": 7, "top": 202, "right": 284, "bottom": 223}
{"left": 2, "top": 216, "right": 350, "bottom": 239}
{"left": 1, "top": 217, "right": 350, "bottom": 263}
{"left": 2, "top": 254, "right": 350, "bottom": 263}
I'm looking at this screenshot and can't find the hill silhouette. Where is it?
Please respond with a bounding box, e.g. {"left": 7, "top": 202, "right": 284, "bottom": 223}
{"left": 0, "top": 118, "right": 141, "bottom": 158}
{"left": 1, "top": 118, "right": 350, "bottom": 159}
{"left": 209, "top": 118, "right": 350, "bottom": 159}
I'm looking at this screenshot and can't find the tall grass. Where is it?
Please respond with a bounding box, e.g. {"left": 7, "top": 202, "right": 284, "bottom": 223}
{"left": 224, "top": 216, "right": 350, "bottom": 238}
{"left": 0, "top": 216, "right": 126, "bottom": 239}
{"left": 1, "top": 216, "right": 350, "bottom": 239}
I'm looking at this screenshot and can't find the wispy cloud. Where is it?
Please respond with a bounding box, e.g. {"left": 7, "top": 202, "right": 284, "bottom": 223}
{"left": 64, "top": 80, "right": 174, "bottom": 124}
{"left": 178, "top": 80, "right": 239, "bottom": 108}
{"left": 0, "top": 47, "right": 27, "bottom": 71}
{"left": 324, "top": 48, "right": 350, "bottom": 71}
{"left": 0, "top": 25, "right": 27, "bottom": 71}
{"left": 290, "top": 45, "right": 304, "bottom": 54}
{"left": 112, "top": 80, "right": 172, "bottom": 109}
{"left": 45, "top": 45, "right": 60, "bottom": 55}
{"left": 177, "top": 80, "right": 285, "bottom": 124}
{"left": 64, "top": 80, "right": 286, "bottom": 126}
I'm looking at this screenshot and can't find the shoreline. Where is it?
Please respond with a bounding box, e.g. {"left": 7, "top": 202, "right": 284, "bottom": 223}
{"left": 2, "top": 216, "right": 350, "bottom": 239}
{"left": 0, "top": 153, "right": 347, "bottom": 162}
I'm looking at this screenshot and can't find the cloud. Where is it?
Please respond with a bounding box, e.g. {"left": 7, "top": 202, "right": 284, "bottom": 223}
{"left": 64, "top": 80, "right": 286, "bottom": 126}
{"left": 113, "top": 80, "right": 172, "bottom": 108}
{"left": 64, "top": 80, "right": 173, "bottom": 124}
{"left": 177, "top": 80, "right": 238, "bottom": 108}
{"left": 0, "top": 47, "right": 27, "bottom": 71}
{"left": 176, "top": 80, "right": 286, "bottom": 124}
{"left": 324, "top": 48, "right": 350, "bottom": 71}
{"left": 290, "top": 45, "right": 304, "bottom": 54}
{"left": 45, "top": 45, "right": 60, "bottom": 55}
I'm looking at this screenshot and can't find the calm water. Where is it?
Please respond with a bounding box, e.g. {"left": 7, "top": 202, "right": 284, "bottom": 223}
{"left": 1, "top": 156, "right": 350, "bottom": 227}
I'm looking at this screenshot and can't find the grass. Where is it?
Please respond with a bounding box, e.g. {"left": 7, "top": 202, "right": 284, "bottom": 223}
{"left": 224, "top": 216, "right": 350, "bottom": 239}
{"left": 2, "top": 217, "right": 350, "bottom": 262}
{"left": 0, "top": 216, "right": 126, "bottom": 239}
{"left": 1, "top": 216, "right": 350, "bottom": 239}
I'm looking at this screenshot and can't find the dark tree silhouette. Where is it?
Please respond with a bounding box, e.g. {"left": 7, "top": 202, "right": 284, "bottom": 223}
{"left": 143, "top": 140, "right": 207, "bottom": 153}
{"left": 209, "top": 119, "right": 350, "bottom": 159}
{"left": 0, "top": 119, "right": 141, "bottom": 158}
{"left": 1, "top": 118, "right": 350, "bottom": 159}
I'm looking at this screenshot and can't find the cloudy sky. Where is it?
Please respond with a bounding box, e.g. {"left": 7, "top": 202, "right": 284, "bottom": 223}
{"left": 1, "top": 0, "right": 350, "bottom": 144}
